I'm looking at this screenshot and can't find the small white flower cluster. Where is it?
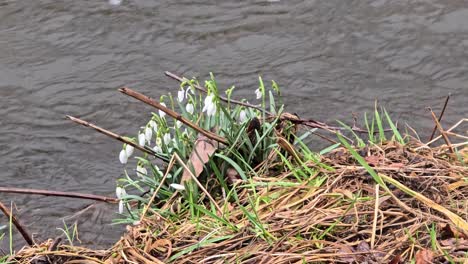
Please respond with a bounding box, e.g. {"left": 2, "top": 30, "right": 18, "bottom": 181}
{"left": 119, "top": 144, "right": 134, "bottom": 164}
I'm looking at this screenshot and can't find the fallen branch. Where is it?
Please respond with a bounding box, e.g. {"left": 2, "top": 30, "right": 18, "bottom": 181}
{"left": 119, "top": 87, "right": 228, "bottom": 145}
{"left": 0, "top": 200, "right": 34, "bottom": 246}
{"left": 0, "top": 187, "right": 119, "bottom": 203}
{"left": 66, "top": 115, "right": 169, "bottom": 162}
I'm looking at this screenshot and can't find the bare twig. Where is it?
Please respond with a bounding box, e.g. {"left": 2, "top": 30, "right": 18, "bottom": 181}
{"left": 428, "top": 108, "right": 454, "bottom": 154}
{"left": 429, "top": 94, "right": 450, "bottom": 141}
{"left": 0, "top": 200, "right": 34, "bottom": 246}
{"left": 119, "top": 87, "right": 228, "bottom": 145}
{"left": 165, "top": 71, "right": 270, "bottom": 114}
{"left": 66, "top": 115, "right": 169, "bottom": 162}
{"left": 0, "top": 187, "right": 119, "bottom": 203}
{"left": 418, "top": 118, "right": 467, "bottom": 149}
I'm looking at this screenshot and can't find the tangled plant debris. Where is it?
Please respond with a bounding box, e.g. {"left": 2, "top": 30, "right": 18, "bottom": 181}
{"left": 4, "top": 72, "right": 468, "bottom": 264}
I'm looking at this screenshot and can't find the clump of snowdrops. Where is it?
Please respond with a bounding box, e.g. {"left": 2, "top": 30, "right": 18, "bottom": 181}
{"left": 114, "top": 74, "right": 285, "bottom": 223}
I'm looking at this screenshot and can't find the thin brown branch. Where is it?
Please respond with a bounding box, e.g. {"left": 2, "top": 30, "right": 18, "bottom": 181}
{"left": 429, "top": 94, "right": 450, "bottom": 141}
{"left": 428, "top": 108, "right": 455, "bottom": 154}
{"left": 164, "top": 71, "right": 270, "bottom": 114}
{"left": 66, "top": 115, "right": 169, "bottom": 162}
{"left": 119, "top": 87, "right": 228, "bottom": 145}
{"left": 0, "top": 187, "right": 119, "bottom": 203}
{"left": 0, "top": 200, "right": 34, "bottom": 246}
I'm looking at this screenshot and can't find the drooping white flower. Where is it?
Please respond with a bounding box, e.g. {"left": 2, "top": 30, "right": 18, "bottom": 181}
{"left": 125, "top": 145, "right": 134, "bottom": 157}
{"left": 145, "top": 126, "right": 153, "bottom": 143}
{"left": 163, "top": 133, "right": 171, "bottom": 145}
{"left": 202, "top": 94, "right": 216, "bottom": 116}
{"left": 177, "top": 89, "right": 185, "bottom": 102}
{"left": 116, "top": 186, "right": 126, "bottom": 199}
{"left": 170, "top": 183, "right": 185, "bottom": 191}
{"left": 159, "top": 103, "right": 167, "bottom": 118}
{"left": 186, "top": 103, "right": 194, "bottom": 114}
{"left": 239, "top": 110, "right": 248, "bottom": 123}
{"left": 138, "top": 133, "right": 146, "bottom": 146}
{"left": 118, "top": 200, "right": 124, "bottom": 214}
{"left": 149, "top": 120, "right": 157, "bottom": 130}
{"left": 153, "top": 145, "right": 162, "bottom": 153}
{"left": 255, "top": 88, "right": 262, "bottom": 99}
{"left": 137, "top": 165, "right": 147, "bottom": 178}
{"left": 119, "top": 149, "right": 128, "bottom": 164}
{"left": 176, "top": 120, "right": 182, "bottom": 128}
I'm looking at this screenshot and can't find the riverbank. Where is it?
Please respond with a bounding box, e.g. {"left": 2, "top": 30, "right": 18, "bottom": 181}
{"left": 8, "top": 131, "right": 468, "bottom": 263}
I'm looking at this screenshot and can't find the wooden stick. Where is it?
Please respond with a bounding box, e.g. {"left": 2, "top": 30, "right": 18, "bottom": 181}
{"left": 0, "top": 187, "right": 119, "bottom": 203}
{"left": 66, "top": 115, "right": 169, "bottom": 162}
{"left": 0, "top": 200, "right": 34, "bottom": 246}
{"left": 165, "top": 71, "right": 270, "bottom": 114}
{"left": 429, "top": 94, "right": 450, "bottom": 141}
{"left": 119, "top": 87, "right": 228, "bottom": 145}
{"left": 428, "top": 108, "right": 455, "bottom": 154}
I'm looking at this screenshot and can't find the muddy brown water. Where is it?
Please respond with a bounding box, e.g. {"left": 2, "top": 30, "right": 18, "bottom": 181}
{"left": 0, "top": 0, "right": 467, "bottom": 250}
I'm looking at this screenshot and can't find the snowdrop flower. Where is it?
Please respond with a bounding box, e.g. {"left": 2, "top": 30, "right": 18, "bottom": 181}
{"left": 136, "top": 165, "right": 147, "bottom": 178}
{"left": 115, "top": 186, "right": 126, "bottom": 199}
{"left": 159, "top": 103, "right": 167, "bottom": 118}
{"left": 176, "top": 120, "right": 182, "bottom": 128}
{"left": 255, "top": 88, "right": 262, "bottom": 99}
{"left": 145, "top": 126, "right": 153, "bottom": 143}
{"left": 163, "top": 133, "right": 171, "bottom": 145}
{"left": 118, "top": 200, "right": 124, "bottom": 214}
{"left": 125, "top": 145, "right": 134, "bottom": 157}
{"left": 239, "top": 110, "right": 248, "bottom": 123}
{"left": 177, "top": 89, "right": 185, "bottom": 102}
{"left": 138, "top": 133, "right": 146, "bottom": 146}
{"left": 170, "top": 183, "right": 185, "bottom": 191}
{"left": 186, "top": 103, "right": 194, "bottom": 115}
{"left": 149, "top": 120, "right": 157, "bottom": 130}
{"left": 109, "top": 0, "right": 122, "bottom": 6}
{"left": 119, "top": 149, "right": 128, "bottom": 164}
{"left": 202, "top": 94, "right": 216, "bottom": 116}
{"left": 152, "top": 144, "right": 162, "bottom": 153}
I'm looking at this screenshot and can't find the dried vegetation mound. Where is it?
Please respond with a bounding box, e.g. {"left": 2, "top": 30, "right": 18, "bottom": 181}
{"left": 12, "top": 142, "right": 467, "bottom": 264}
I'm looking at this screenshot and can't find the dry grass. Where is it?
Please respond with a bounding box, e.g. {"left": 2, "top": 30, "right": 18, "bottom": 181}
{"left": 10, "top": 139, "right": 467, "bottom": 264}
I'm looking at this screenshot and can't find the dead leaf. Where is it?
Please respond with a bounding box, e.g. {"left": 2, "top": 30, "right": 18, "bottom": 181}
{"left": 365, "top": 155, "right": 383, "bottom": 166}
{"left": 388, "top": 254, "right": 401, "bottom": 264}
{"left": 180, "top": 134, "right": 218, "bottom": 184}
{"left": 415, "top": 248, "right": 434, "bottom": 264}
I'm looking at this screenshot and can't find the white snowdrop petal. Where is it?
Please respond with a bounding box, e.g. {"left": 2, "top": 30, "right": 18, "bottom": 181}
{"left": 186, "top": 103, "right": 194, "bottom": 114}
{"left": 170, "top": 183, "right": 185, "bottom": 191}
{"left": 125, "top": 145, "right": 134, "bottom": 157}
{"left": 153, "top": 145, "right": 162, "bottom": 153}
{"left": 119, "top": 149, "right": 128, "bottom": 164}
{"left": 239, "top": 110, "right": 247, "bottom": 123}
{"left": 138, "top": 133, "right": 146, "bottom": 146}
{"left": 119, "top": 200, "right": 124, "bottom": 214}
{"left": 159, "top": 103, "right": 167, "bottom": 117}
{"left": 149, "top": 120, "right": 157, "bottom": 130}
{"left": 116, "top": 187, "right": 126, "bottom": 199}
{"left": 178, "top": 90, "right": 185, "bottom": 102}
{"left": 137, "top": 166, "right": 147, "bottom": 178}
{"left": 255, "top": 88, "right": 262, "bottom": 99}
{"left": 145, "top": 127, "right": 153, "bottom": 142}
{"left": 176, "top": 120, "right": 182, "bottom": 128}
{"left": 163, "top": 133, "right": 171, "bottom": 145}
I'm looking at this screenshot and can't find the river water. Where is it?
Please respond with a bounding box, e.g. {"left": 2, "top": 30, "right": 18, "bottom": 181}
{"left": 0, "top": 0, "right": 466, "bottom": 250}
